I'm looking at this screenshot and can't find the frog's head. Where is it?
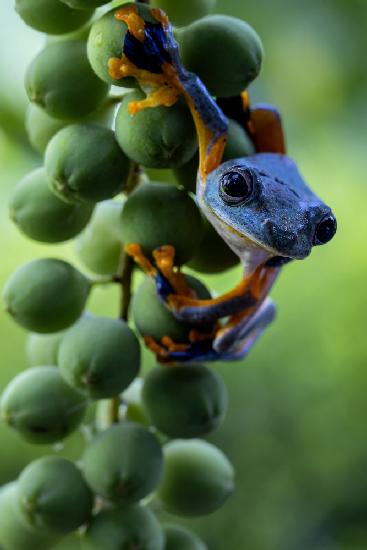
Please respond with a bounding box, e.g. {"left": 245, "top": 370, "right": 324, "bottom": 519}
{"left": 203, "top": 153, "right": 337, "bottom": 261}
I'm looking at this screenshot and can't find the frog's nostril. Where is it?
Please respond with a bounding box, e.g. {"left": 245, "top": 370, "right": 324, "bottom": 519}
{"left": 313, "top": 214, "right": 337, "bottom": 246}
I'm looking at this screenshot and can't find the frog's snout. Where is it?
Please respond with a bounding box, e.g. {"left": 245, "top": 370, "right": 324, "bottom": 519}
{"left": 313, "top": 213, "right": 337, "bottom": 246}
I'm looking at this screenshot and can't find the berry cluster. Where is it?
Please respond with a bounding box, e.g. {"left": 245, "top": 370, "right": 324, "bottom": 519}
{"left": 1, "top": 0, "right": 264, "bottom": 548}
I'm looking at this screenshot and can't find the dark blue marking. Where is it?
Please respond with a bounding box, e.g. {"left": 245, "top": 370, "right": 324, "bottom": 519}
{"left": 155, "top": 271, "right": 175, "bottom": 300}
{"left": 123, "top": 22, "right": 170, "bottom": 74}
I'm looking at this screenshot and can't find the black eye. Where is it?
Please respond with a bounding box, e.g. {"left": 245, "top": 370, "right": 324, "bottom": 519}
{"left": 220, "top": 170, "right": 254, "bottom": 205}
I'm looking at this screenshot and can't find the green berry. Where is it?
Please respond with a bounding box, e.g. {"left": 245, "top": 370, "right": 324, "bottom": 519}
{"left": 122, "top": 378, "right": 150, "bottom": 426}
{"left": 10, "top": 168, "right": 94, "bottom": 243}
{"left": 150, "top": 0, "right": 215, "bottom": 27}
{"left": 60, "top": 0, "right": 108, "bottom": 9}
{"left": 176, "top": 15, "right": 263, "bottom": 97}
{"left": 115, "top": 89, "right": 197, "bottom": 169}
{"left": 157, "top": 439, "right": 234, "bottom": 516}
{"left": 142, "top": 364, "right": 227, "bottom": 438}
{"left": 45, "top": 123, "right": 130, "bottom": 203}
{"left": 163, "top": 524, "right": 207, "bottom": 550}
{"left": 15, "top": 0, "right": 93, "bottom": 35}
{"left": 121, "top": 182, "right": 203, "bottom": 265}
{"left": 132, "top": 275, "right": 210, "bottom": 343}
{"left": 25, "top": 41, "right": 109, "bottom": 120}
{"left": 188, "top": 217, "right": 239, "bottom": 274}
{"left": 222, "top": 118, "right": 255, "bottom": 161}
{"left": 16, "top": 457, "right": 93, "bottom": 535}
{"left": 25, "top": 104, "right": 66, "bottom": 154}
{"left": 3, "top": 258, "right": 90, "bottom": 333}
{"left": 81, "top": 505, "right": 164, "bottom": 550}
{"left": 87, "top": 4, "right": 156, "bottom": 87}
{"left": 0, "top": 366, "right": 87, "bottom": 444}
{"left": 0, "top": 483, "right": 58, "bottom": 550}
{"left": 81, "top": 422, "right": 163, "bottom": 503}
{"left": 75, "top": 200, "right": 125, "bottom": 275}
{"left": 26, "top": 330, "right": 65, "bottom": 366}
{"left": 58, "top": 316, "right": 140, "bottom": 399}
{"left": 173, "top": 153, "right": 198, "bottom": 193}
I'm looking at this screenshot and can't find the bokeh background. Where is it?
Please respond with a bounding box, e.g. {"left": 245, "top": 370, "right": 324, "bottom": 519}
{"left": 1, "top": 0, "right": 367, "bottom": 548}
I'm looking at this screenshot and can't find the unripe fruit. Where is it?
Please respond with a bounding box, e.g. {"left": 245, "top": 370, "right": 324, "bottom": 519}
{"left": 25, "top": 100, "right": 116, "bottom": 154}
{"left": 60, "top": 0, "right": 107, "bottom": 9}
{"left": 3, "top": 258, "right": 90, "bottom": 333}
{"left": 25, "top": 104, "right": 66, "bottom": 154}
{"left": 157, "top": 439, "right": 234, "bottom": 516}
{"left": 188, "top": 217, "right": 239, "bottom": 274}
{"left": 176, "top": 15, "right": 263, "bottom": 97}
{"left": 173, "top": 152, "right": 198, "bottom": 193}
{"left": 26, "top": 330, "right": 65, "bottom": 367}
{"left": 132, "top": 274, "right": 210, "bottom": 343}
{"left": 10, "top": 168, "right": 94, "bottom": 243}
{"left": 0, "top": 483, "right": 58, "bottom": 550}
{"left": 58, "top": 316, "right": 140, "bottom": 399}
{"left": 163, "top": 523, "right": 207, "bottom": 550}
{"left": 142, "top": 364, "right": 227, "bottom": 438}
{"left": 45, "top": 123, "right": 130, "bottom": 203}
{"left": 16, "top": 457, "right": 93, "bottom": 535}
{"left": 81, "top": 422, "right": 163, "bottom": 504}
{"left": 81, "top": 505, "right": 164, "bottom": 550}
{"left": 0, "top": 366, "right": 87, "bottom": 444}
{"left": 121, "top": 182, "right": 203, "bottom": 265}
{"left": 87, "top": 4, "right": 157, "bottom": 87}
{"left": 115, "top": 90, "right": 197, "bottom": 169}
{"left": 25, "top": 41, "right": 109, "bottom": 120}
{"left": 222, "top": 119, "right": 255, "bottom": 161}
{"left": 123, "top": 378, "right": 150, "bottom": 426}
{"left": 15, "top": 0, "right": 93, "bottom": 35}
{"left": 150, "top": 0, "right": 215, "bottom": 27}
{"left": 75, "top": 200, "right": 125, "bottom": 275}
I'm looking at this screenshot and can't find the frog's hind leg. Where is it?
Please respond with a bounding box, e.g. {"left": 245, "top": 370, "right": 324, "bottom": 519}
{"left": 214, "top": 297, "right": 276, "bottom": 358}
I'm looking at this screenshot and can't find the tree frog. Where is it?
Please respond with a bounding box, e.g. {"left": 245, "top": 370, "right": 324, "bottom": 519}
{"left": 108, "top": 4, "right": 337, "bottom": 363}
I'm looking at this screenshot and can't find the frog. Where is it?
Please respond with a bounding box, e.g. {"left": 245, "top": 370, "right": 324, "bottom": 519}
{"left": 108, "top": 4, "right": 337, "bottom": 363}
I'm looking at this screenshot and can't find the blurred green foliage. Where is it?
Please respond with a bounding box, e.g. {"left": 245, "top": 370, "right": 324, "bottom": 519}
{"left": 0, "top": 1, "right": 366, "bottom": 549}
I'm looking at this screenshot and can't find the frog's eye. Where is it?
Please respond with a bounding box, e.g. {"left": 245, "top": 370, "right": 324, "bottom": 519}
{"left": 219, "top": 170, "right": 255, "bottom": 205}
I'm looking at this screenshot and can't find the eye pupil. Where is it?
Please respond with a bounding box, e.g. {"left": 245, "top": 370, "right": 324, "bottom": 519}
{"left": 220, "top": 170, "right": 253, "bottom": 204}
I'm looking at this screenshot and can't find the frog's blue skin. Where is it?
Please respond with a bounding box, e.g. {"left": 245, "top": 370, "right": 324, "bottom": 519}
{"left": 120, "top": 8, "right": 337, "bottom": 363}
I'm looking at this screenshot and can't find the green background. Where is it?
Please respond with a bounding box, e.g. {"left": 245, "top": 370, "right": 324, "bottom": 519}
{"left": 0, "top": 0, "right": 366, "bottom": 548}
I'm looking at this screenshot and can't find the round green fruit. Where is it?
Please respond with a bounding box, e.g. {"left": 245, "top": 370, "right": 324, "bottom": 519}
{"left": 17, "top": 456, "right": 93, "bottom": 535}
{"left": 222, "top": 118, "right": 255, "bottom": 161}
{"left": 15, "top": 0, "right": 93, "bottom": 35}
{"left": 163, "top": 524, "right": 207, "bottom": 550}
{"left": 0, "top": 366, "right": 87, "bottom": 444}
{"left": 176, "top": 15, "right": 263, "bottom": 97}
{"left": 81, "top": 422, "right": 163, "bottom": 503}
{"left": 75, "top": 200, "right": 125, "bottom": 275}
{"left": 115, "top": 89, "right": 197, "bottom": 168}
{"left": 122, "top": 378, "right": 150, "bottom": 426}
{"left": 87, "top": 4, "right": 156, "bottom": 87}
{"left": 26, "top": 330, "right": 65, "bottom": 367}
{"left": 3, "top": 258, "right": 90, "bottom": 333}
{"left": 188, "top": 217, "right": 239, "bottom": 274}
{"left": 58, "top": 316, "right": 140, "bottom": 399}
{"left": 157, "top": 439, "right": 234, "bottom": 516}
{"left": 132, "top": 274, "right": 210, "bottom": 343}
{"left": 10, "top": 168, "right": 94, "bottom": 243}
{"left": 0, "top": 483, "right": 58, "bottom": 550}
{"left": 25, "top": 104, "right": 66, "bottom": 154}
{"left": 121, "top": 182, "right": 203, "bottom": 265}
{"left": 142, "top": 364, "right": 227, "bottom": 438}
{"left": 150, "top": 0, "right": 215, "bottom": 27}
{"left": 81, "top": 505, "right": 164, "bottom": 550}
{"left": 61, "top": 0, "right": 107, "bottom": 9}
{"left": 25, "top": 40, "right": 109, "bottom": 120}
{"left": 173, "top": 153, "right": 198, "bottom": 193}
{"left": 45, "top": 123, "right": 130, "bottom": 203}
